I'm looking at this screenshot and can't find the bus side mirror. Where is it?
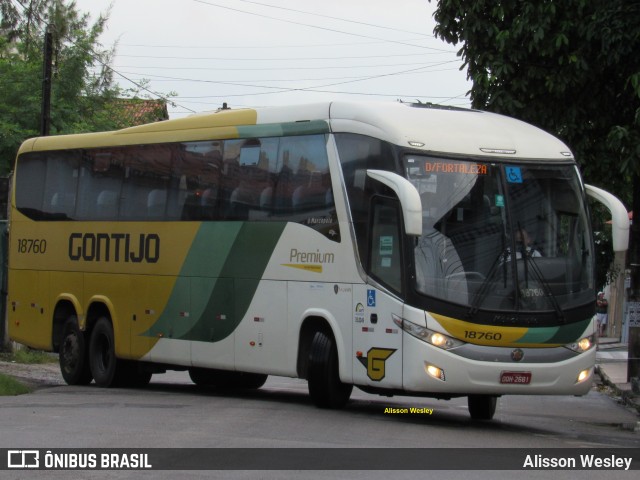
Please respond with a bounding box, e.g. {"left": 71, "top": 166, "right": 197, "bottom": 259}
{"left": 366, "top": 169, "right": 422, "bottom": 235}
{"left": 585, "top": 184, "right": 630, "bottom": 253}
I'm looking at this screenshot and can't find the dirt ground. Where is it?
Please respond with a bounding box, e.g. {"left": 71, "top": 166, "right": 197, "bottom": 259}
{"left": 0, "top": 358, "right": 65, "bottom": 390}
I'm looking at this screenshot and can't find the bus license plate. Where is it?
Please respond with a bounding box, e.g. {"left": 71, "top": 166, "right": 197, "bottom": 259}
{"left": 500, "top": 371, "right": 532, "bottom": 384}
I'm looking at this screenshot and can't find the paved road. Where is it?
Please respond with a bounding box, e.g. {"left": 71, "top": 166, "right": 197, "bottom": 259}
{"left": 0, "top": 368, "right": 638, "bottom": 479}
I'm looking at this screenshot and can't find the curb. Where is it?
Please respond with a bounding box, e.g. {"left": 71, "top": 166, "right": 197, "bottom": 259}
{"left": 596, "top": 364, "right": 640, "bottom": 415}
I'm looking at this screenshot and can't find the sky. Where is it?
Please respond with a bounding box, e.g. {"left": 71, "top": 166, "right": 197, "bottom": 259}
{"left": 74, "top": 0, "right": 472, "bottom": 119}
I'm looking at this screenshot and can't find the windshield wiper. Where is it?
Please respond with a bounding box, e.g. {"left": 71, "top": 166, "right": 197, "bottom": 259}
{"left": 466, "top": 235, "right": 507, "bottom": 318}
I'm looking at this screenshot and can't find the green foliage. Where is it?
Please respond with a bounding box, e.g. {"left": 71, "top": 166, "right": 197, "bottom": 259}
{"left": 430, "top": 0, "right": 640, "bottom": 206}
{"left": 0, "top": 0, "right": 169, "bottom": 174}
{"left": 0, "top": 373, "right": 31, "bottom": 396}
{"left": 12, "top": 348, "right": 56, "bottom": 364}
{"left": 0, "top": 348, "right": 56, "bottom": 363}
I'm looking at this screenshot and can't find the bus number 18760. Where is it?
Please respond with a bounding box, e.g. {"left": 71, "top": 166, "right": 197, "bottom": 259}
{"left": 16, "top": 238, "right": 47, "bottom": 254}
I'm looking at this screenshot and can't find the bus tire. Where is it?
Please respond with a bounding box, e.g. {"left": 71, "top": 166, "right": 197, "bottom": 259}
{"left": 307, "top": 331, "right": 352, "bottom": 409}
{"left": 232, "top": 372, "right": 268, "bottom": 389}
{"left": 89, "top": 317, "right": 119, "bottom": 387}
{"left": 189, "top": 367, "right": 214, "bottom": 387}
{"left": 468, "top": 395, "right": 497, "bottom": 420}
{"left": 59, "top": 316, "right": 93, "bottom": 385}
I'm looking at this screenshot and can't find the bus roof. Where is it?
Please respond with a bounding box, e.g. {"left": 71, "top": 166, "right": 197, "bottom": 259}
{"left": 18, "top": 101, "right": 573, "bottom": 161}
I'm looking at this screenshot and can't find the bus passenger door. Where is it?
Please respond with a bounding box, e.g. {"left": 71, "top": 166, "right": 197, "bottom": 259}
{"left": 352, "top": 198, "right": 404, "bottom": 389}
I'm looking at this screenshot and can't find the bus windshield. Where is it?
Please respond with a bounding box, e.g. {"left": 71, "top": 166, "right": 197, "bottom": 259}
{"left": 404, "top": 155, "right": 594, "bottom": 318}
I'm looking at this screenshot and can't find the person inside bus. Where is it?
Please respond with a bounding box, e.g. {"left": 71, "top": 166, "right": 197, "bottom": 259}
{"left": 515, "top": 228, "right": 542, "bottom": 257}
{"left": 504, "top": 227, "right": 542, "bottom": 261}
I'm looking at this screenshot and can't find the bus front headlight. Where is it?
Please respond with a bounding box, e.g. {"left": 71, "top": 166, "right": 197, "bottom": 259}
{"left": 565, "top": 335, "right": 595, "bottom": 353}
{"left": 393, "top": 316, "right": 463, "bottom": 350}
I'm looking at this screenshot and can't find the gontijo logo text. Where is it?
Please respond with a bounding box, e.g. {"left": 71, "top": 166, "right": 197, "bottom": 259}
{"left": 68, "top": 233, "right": 159, "bottom": 263}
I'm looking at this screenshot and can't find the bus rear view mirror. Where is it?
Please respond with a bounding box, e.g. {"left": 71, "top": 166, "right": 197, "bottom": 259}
{"left": 367, "top": 169, "right": 422, "bottom": 236}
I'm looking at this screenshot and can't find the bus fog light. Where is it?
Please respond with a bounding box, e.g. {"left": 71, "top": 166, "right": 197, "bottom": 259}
{"left": 425, "top": 363, "right": 446, "bottom": 381}
{"left": 576, "top": 369, "right": 590, "bottom": 383}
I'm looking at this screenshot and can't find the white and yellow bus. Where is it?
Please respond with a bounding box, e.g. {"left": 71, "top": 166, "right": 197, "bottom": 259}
{"left": 8, "top": 101, "right": 627, "bottom": 420}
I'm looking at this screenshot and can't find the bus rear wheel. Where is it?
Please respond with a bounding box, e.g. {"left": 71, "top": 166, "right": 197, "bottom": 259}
{"left": 59, "top": 316, "right": 93, "bottom": 385}
{"left": 307, "top": 331, "right": 352, "bottom": 409}
{"left": 468, "top": 395, "right": 497, "bottom": 420}
{"left": 89, "top": 317, "right": 120, "bottom": 387}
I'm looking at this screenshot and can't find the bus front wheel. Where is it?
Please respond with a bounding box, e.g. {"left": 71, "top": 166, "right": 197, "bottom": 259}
{"left": 59, "top": 316, "right": 93, "bottom": 385}
{"left": 307, "top": 331, "right": 352, "bottom": 408}
{"left": 468, "top": 395, "right": 497, "bottom": 420}
{"left": 89, "top": 317, "right": 119, "bottom": 387}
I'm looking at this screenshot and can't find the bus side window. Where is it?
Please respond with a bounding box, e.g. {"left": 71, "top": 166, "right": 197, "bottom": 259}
{"left": 15, "top": 153, "right": 47, "bottom": 218}
{"left": 275, "top": 134, "right": 332, "bottom": 218}
{"left": 43, "top": 151, "right": 79, "bottom": 219}
{"left": 78, "top": 150, "right": 124, "bottom": 220}
{"left": 175, "top": 141, "right": 223, "bottom": 221}
{"left": 96, "top": 190, "right": 119, "bottom": 219}
{"left": 147, "top": 189, "right": 167, "bottom": 218}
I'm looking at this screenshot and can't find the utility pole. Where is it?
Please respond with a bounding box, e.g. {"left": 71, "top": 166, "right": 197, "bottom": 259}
{"left": 40, "top": 27, "right": 53, "bottom": 136}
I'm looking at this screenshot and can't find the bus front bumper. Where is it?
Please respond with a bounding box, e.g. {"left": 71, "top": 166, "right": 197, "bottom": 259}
{"left": 402, "top": 333, "right": 595, "bottom": 396}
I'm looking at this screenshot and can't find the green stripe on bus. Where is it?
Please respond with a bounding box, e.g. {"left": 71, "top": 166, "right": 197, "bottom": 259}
{"left": 182, "top": 221, "right": 286, "bottom": 342}
{"left": 236, "top": 120, "right": 329, "bottom": 138}
{"left": 144, "top": 221, "right": 286, "bottom": 342}
{"left": 546, "top": 318, "right": 591, "bottom": 344}
{"left": 514, "top": 326, "right": 558, "bottom": 344}
{"left": 143, "top": 222, "right": 243, "bottom": 340}
{"left": 516, "top": 318, "right": 591, "bottom": 345}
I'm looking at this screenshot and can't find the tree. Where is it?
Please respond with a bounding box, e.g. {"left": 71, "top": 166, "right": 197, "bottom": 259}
{"left": 429, "top": 0, "right": 640, "bottom": 293}
{"left": 0, "top": 0, "right": 167, "bottom": 174}
{"left": 429, "top": 0, "right": 639, "bottom": 201}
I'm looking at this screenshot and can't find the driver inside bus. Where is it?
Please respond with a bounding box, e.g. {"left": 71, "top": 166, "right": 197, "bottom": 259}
{"left": 515, "top": 228, "right": 542, "bottom": 258}
{"left": 504, "top": 228, "right": 542, "bottom": 262}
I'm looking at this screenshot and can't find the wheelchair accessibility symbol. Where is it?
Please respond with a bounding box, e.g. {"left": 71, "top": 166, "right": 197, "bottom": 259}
{"left": 505, "top": 166, "right": 523, "bottom": 183}
{"left": 367, "top": 289, "right": 376, "bottom": 307}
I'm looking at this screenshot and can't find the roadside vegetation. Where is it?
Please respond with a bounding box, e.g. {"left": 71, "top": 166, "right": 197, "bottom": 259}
{"left": 0, "top": 373, "right": 31, "bottom": 396}
{"left": 0, "top": 348, "right": 56, "bottom": 396}
{"left": 0, "top": 348, "right": 57, "bottom": 364}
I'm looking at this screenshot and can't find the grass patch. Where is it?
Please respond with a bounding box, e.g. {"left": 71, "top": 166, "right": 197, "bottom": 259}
{"left": 0, "top": 349, "right": 57, "bottom": 364}
{"left": 0, "top": 373, "right": 32, "bottom": 396}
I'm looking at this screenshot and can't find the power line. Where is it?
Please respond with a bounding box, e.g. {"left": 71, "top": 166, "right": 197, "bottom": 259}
{"left": 104, "top": 59, "right": 467, "bottom": 104}
{"left": 112, "top": 61, "right": 459, "bottom": 72}
{"left": 191, "top": 0, "right": 451, "bottom": 52}
{"left": 232, "top": 0, "right": 434, "bottom": 38}
{"left": 135, "top": 61, "right": 463, "bottom": 99}
{"left": 116, "top": 36, "right": 437, "bottom": 50}
{"left": 98, "top": 66, "right": 462, "bottom": 86}
{"left": 114, "top": 51, "right": 454, "bottom": 61}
